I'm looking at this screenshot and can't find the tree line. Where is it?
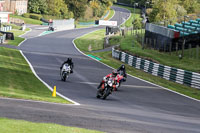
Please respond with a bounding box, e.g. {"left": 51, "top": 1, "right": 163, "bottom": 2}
{"left": 117, "top": 0, "right": 200, "bottom": 23}
{"left": 28, "top": 0, "right": 116, "bottom": 20}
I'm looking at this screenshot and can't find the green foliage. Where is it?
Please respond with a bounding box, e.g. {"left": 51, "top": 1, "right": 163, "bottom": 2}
{"left": 181, "top": 0, "right": 198, "bottom": 13}
{"left": 109, "top": 36, "right": 122, "bottom": 45}
{"left": 100, "top": 0, "right": 116, "bottom": 9}
{"left": 10, "top": 14, "right": 42, "bottom": 25}
{"left": 28, "top": 0, "right": 48, "bottom": 14}
{"left": 27, "top": 0, "right": 116, "bottom": 20}
{"left": 29, "top": 13, "right": 42, "bottom": 20}
{"left": 149, "top": 0, "right": 178, "bottom": 22}
{"left": 119, "top": 0, "right": 200, "bottom": 23}
{"left": 90, "top": 0, "right": 101, "bottom": 17}
{"left": 5, "top": 23, "right": 21, "bottom": 30}
{"left": 28, "top": 0, "right": 73, "bottom": 19}
{"left": 148, "top": 0, "right": 200, "bottom": 23}
{"left": 117, "top": 0, "right": 153, "bottom": 7}
{"left": 175, "top": 4, "right": 187, "bottom": 17}
{"left": 65, "top": 0, "right": 88, "bottom": 19}
{"left": 22, "top": 13, "right": 30, "bottom": 18}
{"left": 133, "top": 17, "right": 142, "bottom": 29}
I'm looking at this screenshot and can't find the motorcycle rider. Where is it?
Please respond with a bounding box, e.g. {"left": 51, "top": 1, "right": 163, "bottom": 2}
{"left": 60, "top": 58, "right": 74, "bottom": 73}
{"left": 117, "top": 64, "right": 127, "bottom": 82}
{"left": 97, "top": 69, "right": 120, "bottom": 91}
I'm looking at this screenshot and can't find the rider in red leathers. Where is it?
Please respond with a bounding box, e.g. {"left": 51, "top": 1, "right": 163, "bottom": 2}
{"left": 97, "top": 69, "right": 120, "bottom": 91}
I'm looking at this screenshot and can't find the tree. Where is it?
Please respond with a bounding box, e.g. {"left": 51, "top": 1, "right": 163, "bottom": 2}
{"left": 100, "top": 0, "right": 117, "bottom": 9}
{"left": 149, "top": 0, "right": 178, "bottom": 23}
{"left": 175, "top": 4, "right": 187, "bottom": 17}
{"left": 47, "top": 0, "right": 73, "bottom": 19}
{"left": 180, "top": 0, "right": 198, "bottom": 13}
{"left": 65, "top": 0, "right": 88, "bottom": 19}
{"left": 28, "top": 0, "right": 48, "bottom": 14}
{"left": 90, "top": 0, "right": 100, "bottom": 16}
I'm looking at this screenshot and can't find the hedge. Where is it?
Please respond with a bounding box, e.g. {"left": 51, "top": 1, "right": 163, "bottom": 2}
{"left": 29, "top": 14, "right": 42, "bottom": 20}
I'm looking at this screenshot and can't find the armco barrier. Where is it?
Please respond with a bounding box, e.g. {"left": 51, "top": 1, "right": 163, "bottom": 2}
{"left": 112, "top": 47, "right": 200, "bottom": 89}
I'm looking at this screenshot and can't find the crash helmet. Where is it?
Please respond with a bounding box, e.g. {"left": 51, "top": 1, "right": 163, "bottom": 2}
{"left": 121, "top": 64, "right": 125, "bottom": 69}
{"left": 67, "top": 58, "right": 72, "bottom": 62}
{"left": 112, "top": 69, "right": 118, "bottom": 77}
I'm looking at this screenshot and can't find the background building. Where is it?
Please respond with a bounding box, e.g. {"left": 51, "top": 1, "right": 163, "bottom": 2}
{"left": 3, "top": 0, "right": 28, "bottom": 15}
{"left": 0, "top": 12, "right": 11, "bottom": 23}
{"left": 0, "top": 0, "right": 11, "bottom": 23}
{"left": 0, "top": 0, "right": 5, "bottom": 11}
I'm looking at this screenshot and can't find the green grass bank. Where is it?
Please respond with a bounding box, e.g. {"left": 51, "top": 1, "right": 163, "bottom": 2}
{"left": 0, "top": 118, "right": 103, "bottom": 133}
{"left": 0, "top": 25, "right": 71, "bottom": 104}
{"left": 10, "top": 14, "right": 43, "bottom": 25}
{"left": 6, "top": 28, "right": 30, "bottom": 46}
{"left": 0, "top": 47, "right": 71, "bottom": 104}
{"left": 119, "top": 32, "right": 200, "bottom": 72}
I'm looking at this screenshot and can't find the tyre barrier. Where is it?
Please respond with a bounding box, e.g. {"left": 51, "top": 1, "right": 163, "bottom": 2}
{"left": 0, "top": 34, "right": 6, "bottom": 44}
{"left": 112, "top": 47, "right": 200, "bottom": 89}
{"left": 1, "top": 26, "right": 12, "bottom": 32}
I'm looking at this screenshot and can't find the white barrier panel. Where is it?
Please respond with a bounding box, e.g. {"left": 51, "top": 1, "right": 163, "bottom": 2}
{"left": 52, "top": 19, "right": 75, "bottom": 31}
{"left": 99, "top": 20, "right": 117, "bottom": 26}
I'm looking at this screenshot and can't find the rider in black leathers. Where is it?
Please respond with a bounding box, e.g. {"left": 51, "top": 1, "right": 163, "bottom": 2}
{"left": 60, "top": 58, "right": 74, "bottom": 73}
{"left": 117, "top": 64, "right": 127, "bottom": 81}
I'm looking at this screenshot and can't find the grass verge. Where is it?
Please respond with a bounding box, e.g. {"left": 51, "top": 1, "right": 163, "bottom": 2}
{"left": 75, "top": 29, "right": 121, "bottom": 52}
{"left": 75, "top": 29, "right": 105, "bottom": 51}
{"left": 0, "top": 118, "right": 103, "bottom": 133}
{"left": 0, "top": 47, "right": 71, "bottom": 104}
{"left": 10, "top": 14, "right": 42, "bottom": 25}
{"left": 74, "top": 29, "right": 200, "bottom": 100}
{"left": 104, "top": 8, "right": 115, "bottom": 20}
{"left": 119, "top": 32, "right": 200, "bottom": 72}
{"left": 1, "top": 25, "right": 71, "bottom": 104}
{"left": 7, "top": 28, "right": 30, "bottom": 46}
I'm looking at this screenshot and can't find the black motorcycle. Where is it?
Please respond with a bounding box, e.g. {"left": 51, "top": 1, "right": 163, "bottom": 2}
{"left": 96, "top": 78, "right": 116, "bottom": 100}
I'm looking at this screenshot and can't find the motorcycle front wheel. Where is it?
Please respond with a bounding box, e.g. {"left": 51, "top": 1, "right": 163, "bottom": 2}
{"left": 102, "top": 87, "right": 112, "bottom": 100}
{"left": 96, "top": 89, "right": 103, "bottom": 98}
{"left": 61, "top": 72, "right": 66, "bottom": 81}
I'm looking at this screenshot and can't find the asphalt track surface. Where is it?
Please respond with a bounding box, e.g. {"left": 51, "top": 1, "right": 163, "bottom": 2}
{"left": 1, "top": 7, "right": 200, "bottom": 133}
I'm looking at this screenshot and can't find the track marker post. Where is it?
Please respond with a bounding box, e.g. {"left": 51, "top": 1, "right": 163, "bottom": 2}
{"left": 52, "top": 86, "right": 56, "bottom": 97}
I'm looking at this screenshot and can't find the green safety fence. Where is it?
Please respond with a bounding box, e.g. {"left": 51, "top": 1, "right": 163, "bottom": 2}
{"left": 112, "top": 47, "right": 200, "bottom": 89}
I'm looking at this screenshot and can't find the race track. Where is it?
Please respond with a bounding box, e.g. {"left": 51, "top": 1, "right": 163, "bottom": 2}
{"left": 1, "top": 6, "right": 200, "bottom": 133}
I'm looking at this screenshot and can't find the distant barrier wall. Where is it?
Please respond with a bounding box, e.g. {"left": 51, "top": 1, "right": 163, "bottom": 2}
{"left": 145, "top": 23, "right": 200, "bottom": 51}
{"left": 52, "top": 19, "right": 74, "bottom": 31}
{"left": 112, "top": 47, "right": 200, "bottom": 89}
{"left": 145, "top": 23, "right": 175, "bottom": 39}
